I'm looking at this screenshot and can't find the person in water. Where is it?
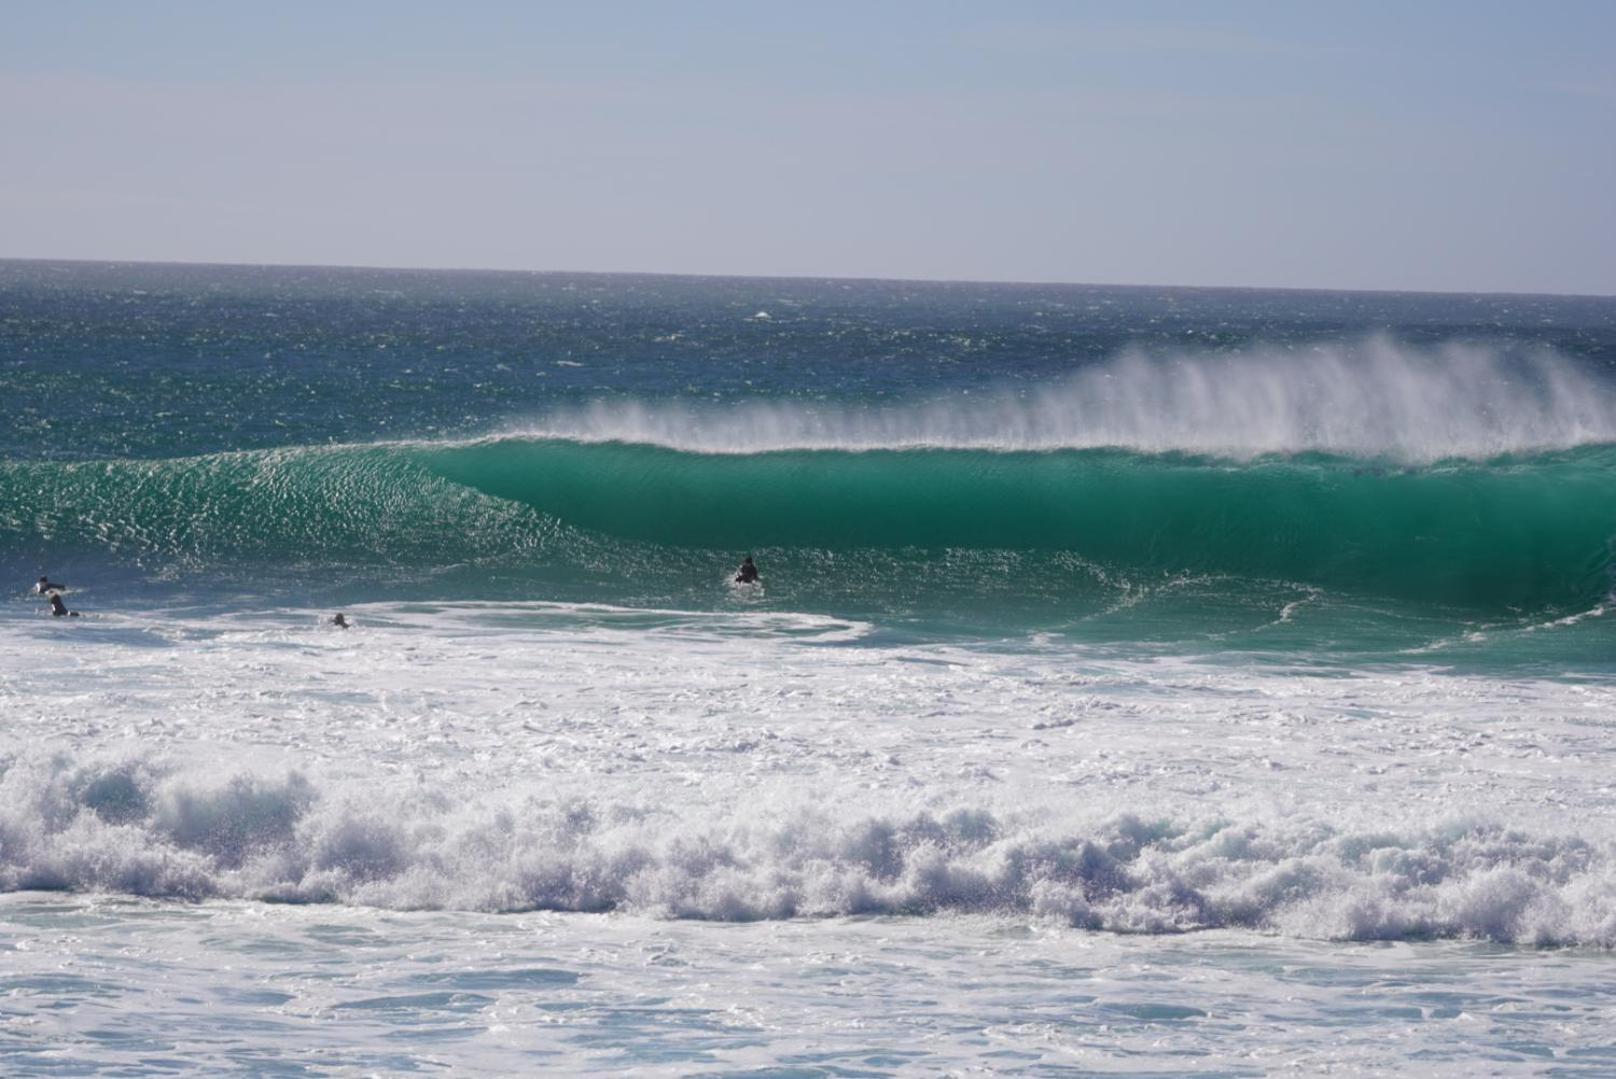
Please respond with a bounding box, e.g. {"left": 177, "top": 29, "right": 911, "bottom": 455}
{"left": 734, "top": 556, "right": 760, "bottom": 584}
{"left": 34, "top": 575, "right": 64, "bottom": 594}
{"left": 330, "top": 613, "right": 350, "bottom": 629}
{"left": 48, "top": 592, "right": 79, "bottom": 617}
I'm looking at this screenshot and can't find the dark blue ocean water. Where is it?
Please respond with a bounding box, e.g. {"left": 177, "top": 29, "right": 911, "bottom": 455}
{"left": 5, "top": 259, "right": 1616, "bottom": 667}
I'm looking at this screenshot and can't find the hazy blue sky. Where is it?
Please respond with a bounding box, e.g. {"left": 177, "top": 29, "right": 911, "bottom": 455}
{"left": 4, "top": 2, "right": 1612, "bottom": 294}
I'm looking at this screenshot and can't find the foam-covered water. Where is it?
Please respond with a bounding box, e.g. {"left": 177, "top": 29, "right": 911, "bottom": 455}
{"left": 4, "top": 262, "right": 1616, "bottom": 1072}
{"left": 5, "top": 603, "right": 1616, "bottom": 938}
{"left": 9, "top": 899, "right": 1616, "bottom": 1074}
{"left": 4, "top": 602, "right": 1616, "bottom": 1070}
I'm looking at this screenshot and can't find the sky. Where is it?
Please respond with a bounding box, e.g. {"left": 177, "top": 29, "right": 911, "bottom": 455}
{"left": 2, "top": 1, "right": 1613, "bottom": 294}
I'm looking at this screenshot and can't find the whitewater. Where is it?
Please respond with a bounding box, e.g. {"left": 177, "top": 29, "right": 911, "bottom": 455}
{"left": 3, "top": 261, "right": 1616, "bottom": 1073}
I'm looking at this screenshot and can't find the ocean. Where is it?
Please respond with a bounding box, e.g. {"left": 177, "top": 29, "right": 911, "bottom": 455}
{"left": 3, "top": 259, "right": 1615, "bottom": 1074}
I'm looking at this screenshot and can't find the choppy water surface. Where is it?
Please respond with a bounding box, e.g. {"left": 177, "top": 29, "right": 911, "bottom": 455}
{"left": 3, "top": 261, "right": 1616, "bottom": 1072}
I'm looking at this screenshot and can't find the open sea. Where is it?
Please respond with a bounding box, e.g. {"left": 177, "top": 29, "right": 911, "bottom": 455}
{"left": 3, "top": 259, "right": 1616, "bottom": 1074}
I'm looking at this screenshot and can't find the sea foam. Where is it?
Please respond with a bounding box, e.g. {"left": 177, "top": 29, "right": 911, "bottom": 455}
{"left": 3, "top": 752, "right": 1613, "bottom": 945}
{"left": 517, "top": 338, "right": 1616, "bottom": 462}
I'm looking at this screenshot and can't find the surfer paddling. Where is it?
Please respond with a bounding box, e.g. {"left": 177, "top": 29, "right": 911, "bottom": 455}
{"left": 734, "top": 556, "right": 760, "bottom": 584}
{"left": 34, "top": 575, "right": 64, "bottom": 595}
{"left": 47, "top": 592, "right": 79, "bottom": 618}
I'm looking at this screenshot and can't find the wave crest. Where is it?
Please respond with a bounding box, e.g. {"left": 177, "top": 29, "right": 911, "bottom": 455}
{"left": 521, "top": 338, "right": 1616, "bottom": 462}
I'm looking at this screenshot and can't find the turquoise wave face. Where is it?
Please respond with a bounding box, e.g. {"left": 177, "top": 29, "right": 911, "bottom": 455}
{"left": 5, "top": 437, "right": 1615, "bottom": 621}
{"left": 418, "top": 439, "right": 1616, "bottom": 610}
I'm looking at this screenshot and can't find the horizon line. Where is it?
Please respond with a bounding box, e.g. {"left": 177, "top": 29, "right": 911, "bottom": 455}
{"left": 2, "top": 254, "right": 1611, "bottom": 303}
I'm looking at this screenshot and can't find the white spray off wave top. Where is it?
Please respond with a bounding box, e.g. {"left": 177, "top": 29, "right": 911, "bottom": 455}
{"left": 521, "top": 338, "right": 1616, "bottom": 462}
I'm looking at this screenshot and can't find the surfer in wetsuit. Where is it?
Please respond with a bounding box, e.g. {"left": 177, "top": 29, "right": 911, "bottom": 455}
{"left": 330, "top": 612, "right": 350, "bottom": 628}
{"left": 734, "top": 556, "right": 760, "bottom": 584}
{"left": 47, "top": 592, "right": 78, "bottom": 618}
{"left": 34, "top": 575, "right": 63, "bottom": 595}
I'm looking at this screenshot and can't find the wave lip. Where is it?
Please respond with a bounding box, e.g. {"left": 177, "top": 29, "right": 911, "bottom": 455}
{"left": 516, "top": 338, "right": 1616, "bottom": 462}
{"left": 2, "top": 757, "right": 1614, "bottom": 946}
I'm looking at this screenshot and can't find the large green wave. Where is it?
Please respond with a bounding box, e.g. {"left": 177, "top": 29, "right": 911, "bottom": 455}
{"left": 418, "top": 438, "right": 1616, "bottom": 610}
{"left": 4, "top": 436, "right": 1615, "bottom": 612}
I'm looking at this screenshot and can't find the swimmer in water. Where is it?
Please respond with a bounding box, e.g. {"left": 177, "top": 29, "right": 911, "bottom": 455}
{"left": 734, "top": 556, "right": 760, "bottom": 584}
{"left": 48, "top": 592, "right": 79, "bottom": 618}
{"left": 34, "top": 575, "right": 64, "bottom": 594}
{"left": 330, "top": 613, "right": 350, "bottom": 628}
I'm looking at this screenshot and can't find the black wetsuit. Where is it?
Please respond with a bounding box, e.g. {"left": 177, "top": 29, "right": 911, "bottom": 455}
{"left": 48, "top": 593, "right": 78, "bottom": 617}
{"left": 735, "top": 559, "right": 759, "bottom": 584}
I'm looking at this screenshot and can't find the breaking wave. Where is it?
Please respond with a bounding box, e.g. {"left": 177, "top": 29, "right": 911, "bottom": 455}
{"left": 5, "top": 340, "right": 1616, "bottom": 613}
{"left": 1, "top": 754, "right": 1612, "bottom": 945}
